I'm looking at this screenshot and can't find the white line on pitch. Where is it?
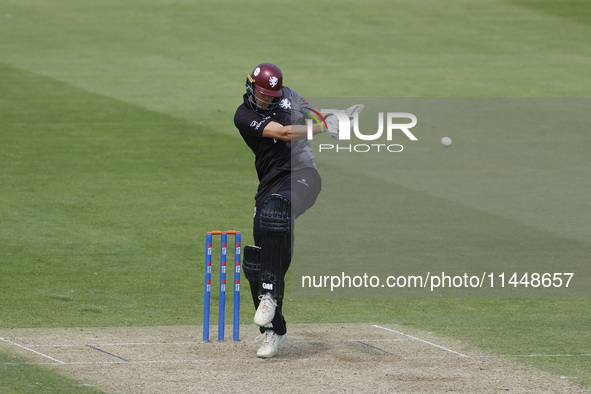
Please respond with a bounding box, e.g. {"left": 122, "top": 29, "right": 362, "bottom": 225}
{"left": 252, "top": 338, "right": 409, "bottom": 344}
{"left": 25, "top": 339, "right": 408, "bottom": 348}
{"left": 372, "top": 325, "right": 469, "bottom": 358}
{"left": 0, "top": 337, "right": 65, "bottom": 364}
{"left": 29, "top": 342, "right": 201, "bottom": 347}
{"left": 498, "top": 354, "right": 591, "bottom": 358}
{"left": 289, "top": 338, "right": 409, "bottom": 343}
{"left": 0, "top": 358, "right": 335, "bottom": 366}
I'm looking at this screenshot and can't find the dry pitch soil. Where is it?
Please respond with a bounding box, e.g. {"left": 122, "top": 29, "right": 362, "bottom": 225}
{"left": 1, "top": 324, "right": 588, "bottom": 393}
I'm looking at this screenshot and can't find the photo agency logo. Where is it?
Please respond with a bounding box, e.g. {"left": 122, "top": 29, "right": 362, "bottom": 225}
{"left": 306, "top": 104, "right": 418, "bottom": 153}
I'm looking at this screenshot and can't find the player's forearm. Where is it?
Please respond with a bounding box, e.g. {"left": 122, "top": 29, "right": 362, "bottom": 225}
{"left": 263, "top": 123, "right": 323, "bottom": 141}
{"left": 289, "top": 124, "right": 323, "bottom": 140}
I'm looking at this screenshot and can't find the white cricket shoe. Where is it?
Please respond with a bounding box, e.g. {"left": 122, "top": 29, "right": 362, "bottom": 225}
{"left": 257, "top": 329, "right": 287, "bottom": 359}
{"left": 254, "top": 292, "right": 277, "bottom": 327}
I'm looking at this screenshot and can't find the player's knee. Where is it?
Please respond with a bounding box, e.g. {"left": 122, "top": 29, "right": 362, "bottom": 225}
{"left": 242, "top": 245, "right": 261, "bottom": 281}
{"left": 260, "top": 194, "right": 291, "bottom": 233}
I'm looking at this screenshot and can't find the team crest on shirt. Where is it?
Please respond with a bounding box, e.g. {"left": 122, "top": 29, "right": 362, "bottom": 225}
{"left": 279, "top": 98, "right": 291, "bottom": 110}
{"left": 269, "top": 76, "right": 279, "bottom": 87}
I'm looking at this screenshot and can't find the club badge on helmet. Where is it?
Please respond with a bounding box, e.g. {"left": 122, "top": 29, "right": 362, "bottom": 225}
{"left": 246, "top": 62, "right": 284, "bottom": 111}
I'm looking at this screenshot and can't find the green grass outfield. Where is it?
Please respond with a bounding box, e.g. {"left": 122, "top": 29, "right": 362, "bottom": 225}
{"left": 1, "top": 0, "right": 590, "bottom": 391}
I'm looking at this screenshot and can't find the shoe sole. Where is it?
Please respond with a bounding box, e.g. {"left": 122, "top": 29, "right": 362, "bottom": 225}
{"left": 254, "top": 315, "right": 274, "bottom": 327}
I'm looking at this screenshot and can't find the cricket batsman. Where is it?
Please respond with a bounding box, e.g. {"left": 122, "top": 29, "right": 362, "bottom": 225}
{"left": 233, "top": 62, "right": 327, "bottom": 358}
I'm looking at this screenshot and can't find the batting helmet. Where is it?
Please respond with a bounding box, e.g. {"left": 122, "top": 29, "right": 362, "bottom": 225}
{"left": 246, "top": 62, "right": 284, "bottom": 98}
